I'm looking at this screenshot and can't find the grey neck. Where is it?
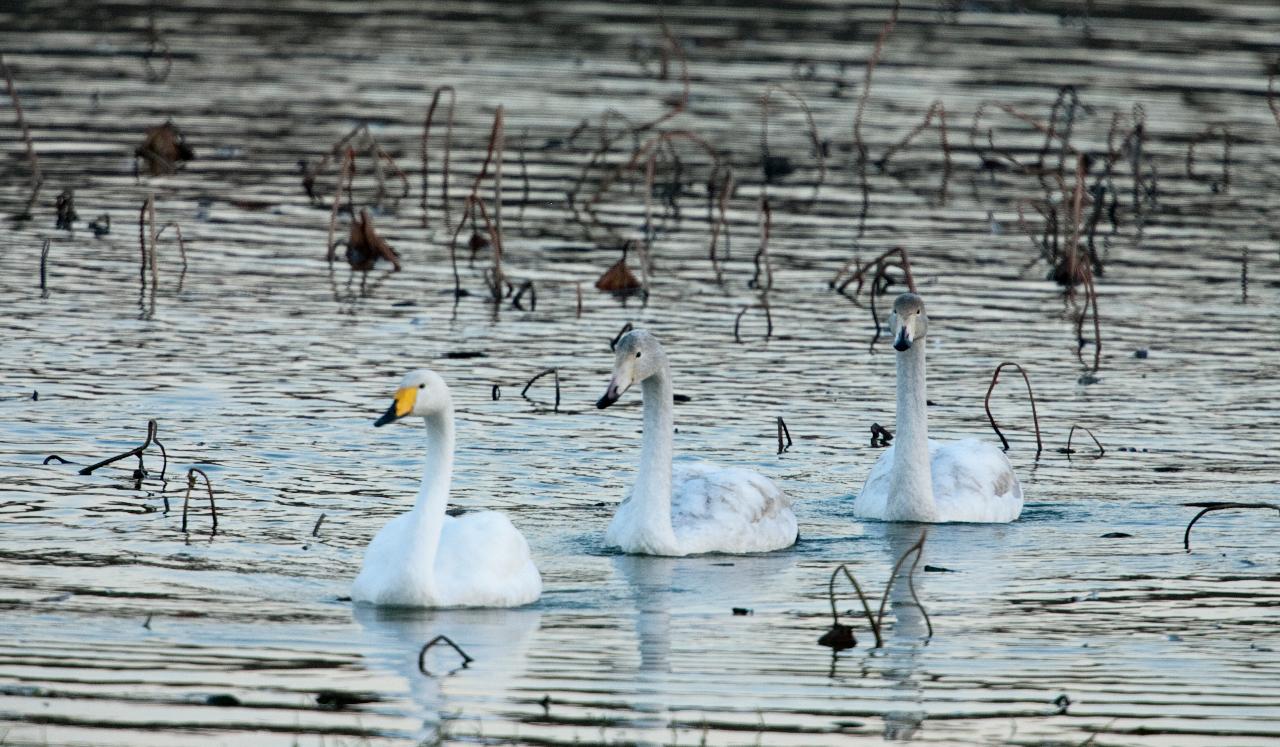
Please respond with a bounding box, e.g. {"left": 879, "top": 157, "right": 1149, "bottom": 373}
{"left": 888, "top": 341, "right": 937, "bottom": 521}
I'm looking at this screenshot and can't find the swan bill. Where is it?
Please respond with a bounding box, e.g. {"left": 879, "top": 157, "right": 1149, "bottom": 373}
{"left": 596, "top": 389, "right": 620, "bottom": 409}
{"left": 374, "top": 387, "right": 417, "bottom": 426}
{"left": 894, "top": 327, "right": 912, "bottom": 351}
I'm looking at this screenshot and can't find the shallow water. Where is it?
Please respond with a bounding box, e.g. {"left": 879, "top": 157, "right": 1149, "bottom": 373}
{"left": 2, "top": 0, "right": 1279, "bottom": 745}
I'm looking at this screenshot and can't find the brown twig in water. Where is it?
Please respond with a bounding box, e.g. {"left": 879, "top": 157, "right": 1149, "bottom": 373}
{"left": 877, "top": 99, "right": 951, "bottom": 205}
{"left": 983, "top": 362, "right": 1043, "bottom": 455}
{"left": 1, "top": 54, "right": 44, "bottom": 218}
{"left": 1241, "top": 247, "right": 1249, "bottom": 303}
{"left": 181, "top": 467, "right": 217, "bottom": 533}
{"left": 421, "top": 85, "right": 456, "bottom": 230}
{"left": 1182, "top": 502, "right": 1279, "bottom": 552}
{"left": 312, "top": 513, "right": 326, "bottom": 538}
{"left": 851, "top": 0, "right": 901, "bottom": 237}
{"left": 634, "top": 21, "right": 689, "bottom": 134}
{"left": 776, "top": 417, "right": 793, "bottom": 455}
{"left": 521, "top": 368, "right": 560, "bottom": 412}
{"left": 80, "top": 419, "right": 163, "bottom": 476}
{"left": 832, "top": 245, "right": 916, "bottom": 295}
{"left": 707, "top": 166, "right": 733, "bottom": 282}
{"left": 1065, "top": 425, "right": 1104, "bottom": 457}
{"left": 418, "top": 635, "right": 474, "bottom": 675}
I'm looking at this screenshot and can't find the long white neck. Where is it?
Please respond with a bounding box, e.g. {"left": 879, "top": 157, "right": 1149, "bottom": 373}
{"left": 411, "top": 406, "right": 455, "bottom": 588}
{"left": 888, "top": 341, "right": 937, "bottom": 521}
{"left": 630, "top": 358, "right": 679, "bottom": 550}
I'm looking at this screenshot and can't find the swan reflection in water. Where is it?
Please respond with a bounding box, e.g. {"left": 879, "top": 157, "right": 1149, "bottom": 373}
{"left": 352, "top": 604, "right": 542, "bottom": 742}
{"left": 612, "top": 550, "right": 798, "bottom": 742}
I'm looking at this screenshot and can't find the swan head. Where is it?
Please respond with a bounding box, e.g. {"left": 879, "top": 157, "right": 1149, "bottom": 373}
{"left": 374, "top": 369, "right": 451, "bottom": 426}
{"left": 597, "top": 329, "right": 664, "bottom": 409}
{"left": 890, "top": 293, "right": 928, "bottom": 351}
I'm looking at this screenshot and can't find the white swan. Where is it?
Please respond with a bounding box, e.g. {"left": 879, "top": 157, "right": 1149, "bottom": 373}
{"left": 595, "top": 330, "right": 798, "bottom": 555}
{"left": 852, "top": 293, "right": 1024, "bottom": 523}
{"left": 351, "top": 369, "right": 542, "bottom": 608}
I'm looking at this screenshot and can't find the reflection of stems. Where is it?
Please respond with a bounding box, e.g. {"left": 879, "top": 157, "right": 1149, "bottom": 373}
{"left": 418, "top": 634, "right": 474, "bottom": 675}
{"left": 824, "top": 530, "right": 932, "bottom": 648}
{"left": 776, "top": 417, "right": 792, "bottom": 455}
{"left": 1, "top": 54, "right": 43, "bottom": 217}
{"left": 1182, "top": 502, "right": 1279, "bottom": 552}
{"left": 421, "top": 85, "right": 456, "bottom": 230}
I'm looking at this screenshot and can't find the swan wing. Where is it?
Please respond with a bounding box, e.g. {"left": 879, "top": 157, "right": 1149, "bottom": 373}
{"left": 434, "top": 511, "right": 543, "bottom": 607}
{"left": 929, "top": 439, "right": 1024, "bottom": 523}
{"left": 668, "top": 461, "right": 797, "bottom": 554}
{"left": 851, "top": 447, "right": 896, "bottom": 519}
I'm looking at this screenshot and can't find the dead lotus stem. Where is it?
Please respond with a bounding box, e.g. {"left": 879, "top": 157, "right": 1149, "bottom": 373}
{"left": 733, "top": 297, "right": 773, "bottom": 344}
{"left": 419, "top": 85, "right": 455, "bottom": 228}
{"left": 760, "top": 84, "right": 826, "bottom": 202}
{"left": 138, "top": 197, "right": 151, "bottom": 288}
{"left": 326, "top": 148, "right": 355, "bottom": 263}
{"left": 707, "top": 167, "right": 733, "bottom": 282}
{"left": 1066, "top": 425, "right": 1104, "bottom": 457}
{"left": 983, "top": 362, "right": 1043, "bottom": 456}
{"left": 312, "top": 513, "right": 326, "bottom": 538}
{"left": 877, "top": 99, "right": 951, "bottom": 204}
{"left": 418, "top": 635, "right": 473, "bottom": 675}
{"left": 750, "top": 196, "right": 773, "bottom": 291}
{"left": 1, "top": 54, "right": 44, "bottom": 216}
{"left": 634, "top": 20, "right": 689, "bottom": 134}
{"left": 1182, "top": 502, "right": 1279, "bottom": 552}
{"left": 1185, "top": 125, "right": 1232, "bottom": 193}
{"left": 776, "top": 417, "right": 793, "bottom": 455}
{"left": 39, "top": 238, "right": 50, "bottom": 295}
{"left": 79, "top": 419, "right": 163, "bottom": 476}
{"left": 832, "top": 245, "right": 916, "bottom": 295}
{"left": 822, "top": 533, "right": 932, "bottom": 650}
{"left": 1269, "top": 61, "right": 1280, "bottom": 134}
{"left": 147, "top": 195, "right": 159, "bottom": 297}
{"left": 609, "top": 322, "right": 634, "bottom": 351}
{"left": 521, "top": 368, "right": 560, "bottom": 412}
{"left": 851, "top": 0, "right": 901, "bottom": 237}
{"left": 155, "top": 223, "right": 188, "bottom": 272}
{"left": 181, "top": 467, "right": 217, "bottom": 533}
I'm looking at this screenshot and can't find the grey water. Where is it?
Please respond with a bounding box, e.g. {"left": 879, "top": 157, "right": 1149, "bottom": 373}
{"left": 2, "top": 1, "right": 1279, "bottom": 744}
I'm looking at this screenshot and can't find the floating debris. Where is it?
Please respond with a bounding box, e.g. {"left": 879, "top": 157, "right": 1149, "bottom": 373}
{"left": 135, "top": 121, "right": 194, "bottom": 176}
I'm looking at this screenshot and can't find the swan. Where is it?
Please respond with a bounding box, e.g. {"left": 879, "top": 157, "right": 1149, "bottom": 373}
{"left": 351, "top": 369, "right": 542, "bottom": 608}
{"left": 852, "top": 293, "right": 1023, "bottom": 523}
{"left": 595, "top": 330, "right": 798, "bottom": 555}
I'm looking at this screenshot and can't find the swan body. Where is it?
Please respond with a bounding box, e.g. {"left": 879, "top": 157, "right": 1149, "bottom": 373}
{"left": 852, "top": 294, "right": 1023, "bottom": 523}
{"left": 597, "top": 330, "right": 798, "bottom": 556}
{"left": 351, "top": 369, "right": 541, "bottom": 608}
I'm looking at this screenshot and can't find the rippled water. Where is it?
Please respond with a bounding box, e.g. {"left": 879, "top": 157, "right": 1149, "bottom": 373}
{"left": 2, "top": 1, "right": 1279, "bottom": 745}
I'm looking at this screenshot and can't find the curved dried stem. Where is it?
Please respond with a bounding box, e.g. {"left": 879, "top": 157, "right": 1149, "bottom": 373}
{"left": 827, "top": 564, "right": 882, "bottom": 648}
{"left": 877, "top": 99, "right": 951, "bottom": 205}
{"left": 181, "top": 467, "right": 217, "bottom": 533}
{"left": 983, "top": 362, "right": 1043, "bottom": 456}
{"left": 761, "top": 84, "right": 826, "bottom": 202}
{"left": 521, "top": 368, "right": 560, "bottom": 412}
{"left": 1066, "top": 425, "right": 1104, "bottom": 457}
{"left": 1183, "top": 502, "right": 1279, "bottom": 552}
{"left": 421, "top": 85, "right": 456, "bottom": 230}
{"left": 851, "top": 0, "right": 901, "bottom": 237}
{"left": 874, "top": 530, "right": 930, "bottom": 639}
{"left": 80, "top": 419, "right": 159, "bottom": 476}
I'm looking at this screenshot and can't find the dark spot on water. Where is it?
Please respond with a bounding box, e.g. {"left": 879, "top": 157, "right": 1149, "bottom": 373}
{"left": 206, "top": 694, "right": 241, "bottom": 707}
{"left": 1100, "top": 532, "right": 1133, "bottom": 538}
{"left": 732, "top": 607, "right": 752, "bottom": 615}
{"left": 924, "top": 565, "right": 956, "bottom": 573}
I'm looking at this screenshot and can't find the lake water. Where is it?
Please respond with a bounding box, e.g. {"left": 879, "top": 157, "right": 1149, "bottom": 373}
{"left": 2, "top": 1, "right": 1279, "bottom": 744}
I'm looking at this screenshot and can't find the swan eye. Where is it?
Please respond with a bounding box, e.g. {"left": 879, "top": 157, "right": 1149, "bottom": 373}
{"left": 418, "top": 383, "right": 425, "bottom": 389}
{"left": 635, "top": 351, "right": 642, "bottom": 358}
